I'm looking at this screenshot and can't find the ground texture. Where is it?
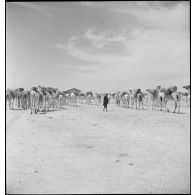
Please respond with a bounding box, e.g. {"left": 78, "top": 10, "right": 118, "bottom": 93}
{"left": 6, "top": 103, "right": 190, "bottom": 194}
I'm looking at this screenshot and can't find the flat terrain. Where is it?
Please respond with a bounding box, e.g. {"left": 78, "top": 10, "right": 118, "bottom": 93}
{"left": 6, "top": 103, "right": 190, "bottom": 194}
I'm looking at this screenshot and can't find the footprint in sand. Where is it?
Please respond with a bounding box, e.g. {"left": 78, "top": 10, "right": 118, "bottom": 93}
{"left": 86, "top": 145, "right": 93, "bottom": 149}
{"left": 118, "top": 153, "right": 128, "bottom": 157}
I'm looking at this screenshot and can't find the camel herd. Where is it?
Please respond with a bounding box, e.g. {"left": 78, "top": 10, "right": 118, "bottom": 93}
{"left": 6, "top": 85, "right": 190, "bottom": 114}
{"left": 114, "top": 85, "right": 190, "bottom": 113}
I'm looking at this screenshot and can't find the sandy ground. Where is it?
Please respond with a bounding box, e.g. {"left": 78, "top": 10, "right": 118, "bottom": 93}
{"left": 6, "top": 103, "right": 190, "bottom": 194}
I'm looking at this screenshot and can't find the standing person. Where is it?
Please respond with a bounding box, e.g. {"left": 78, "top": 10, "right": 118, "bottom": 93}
{"left": 103, "top": 94, "right": 109, "bottom": 111}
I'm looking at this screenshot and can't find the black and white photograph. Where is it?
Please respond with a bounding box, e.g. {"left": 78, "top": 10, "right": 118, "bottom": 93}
{"left": 6, "top": 1, "right": 190, "bottom": 194}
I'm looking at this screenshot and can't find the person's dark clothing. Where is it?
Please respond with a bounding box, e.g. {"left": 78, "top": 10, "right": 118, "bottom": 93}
{"left": 103, "top": 95, "right": 109, "bottom": 111}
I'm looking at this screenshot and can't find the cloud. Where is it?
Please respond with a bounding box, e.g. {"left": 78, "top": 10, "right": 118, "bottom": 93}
{"left": 10, "top": 2, "right": 49, "bottom": 15}
{"left": 79, "top": 1, "right": 189, "bottom": 32}
{"left": 79, "top": 2, "right": 94, "bottom": 8}
{"left": 56, "top": 29, "right": 131, "bottom": 65}
{"left": 111, "top": 2, "right": 189, "bottom": 32}
{"left": 56, "top": 1, "right": 189, "bottom": 89}
{"left": 83, "top": 28, "right": 127, "bottom": 49}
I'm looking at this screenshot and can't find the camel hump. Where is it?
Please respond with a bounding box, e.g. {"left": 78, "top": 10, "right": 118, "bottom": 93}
{"left": 31, "top": 87, "right": 37, "bottom": 92}
{"left": 17, "top": 88, "right": 24, "bottom": 92}
{"left": 121, "top": 91, "right": 128, "bottom": 96}
{"left": 42, "top": 89, "right": 47, "bottom": 96}
{"left": 168, "top": 86, "right": 177, "bottom": 93}
{"left": 135, "top": 89, "right": 142, "bottom": 96}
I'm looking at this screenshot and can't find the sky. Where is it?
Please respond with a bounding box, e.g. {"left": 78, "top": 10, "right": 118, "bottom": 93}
{"left": 6, "top": 1, "right": 190, "bottom": 93}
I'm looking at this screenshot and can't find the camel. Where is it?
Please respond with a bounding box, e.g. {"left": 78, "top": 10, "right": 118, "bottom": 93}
{"left": 115, "top": 91, "right": 122, "bottom": 106}
{"left": 6, "top": 89, "right": 15, "bottom": 110}
{"left": 42, "top": 87, "right": 53, "bottom": 111}
{"left": 50, "top": 88, "right": 59, "bottom": 109}
{"left": 65, "top": 92, "right": 71, "bottom": 106}
{"left": 30, "top": 87, "right": 39, "bottom": 114}
{"left": 78, "top": 92, "right": 86, "bottom": 104}
{"left": 37, "top": 86, "right": 46, "bottom": 112}
{"left": 70, "top": 92, "right": 78, "bottom": 107}
{"left": 142, "top": 92, "right": 149, "bottom": 106}
{"left": 94, "top": 93, "right": 102, "bottom": 105}
{"left": 58, "top": 94, "right": 64, "bottom": 109}
{"left": 183, "top": 85, "right": 190, "bottom": 93}
{"left": 183, "top": 85, "right": 190, "bottom": 108}
{"left": 53, "top": 89, "right": 65, "bottom": 109}
{"left": 131, "top": 89, "right": 144, "bottom": 109}
{"left": 120, "top": 91, "right": 130, "bottom": 108}
{"left": 86, "top": 91, "right": 93, "bottom": 105}
{"left": 107, "top": 93, "right": 112, "bottom": 104}
{"left": 181, "top": 92, "right": 189, "bottom": 107}
{"left": 157, "top": 86, "right": 182, "bottom": 113}
{"left": 15, "top": 88, "right": 24, "bottom": 109}
{"left": 21, "top": 90, "right": 30, "bottom": 110}
{"left": 146, "top": 88, "right": 160, "bottom": 111}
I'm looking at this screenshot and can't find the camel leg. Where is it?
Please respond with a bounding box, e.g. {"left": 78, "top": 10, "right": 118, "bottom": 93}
{"left": 173, "top": 101, "right": 177, "bottom": 113}
{"left": 11, "top": 100, "right": 14, "bottom": 110}
{"left": 178, "top": 102, "right": 180, "bottom": 114}
{"left": 152, "top": 101, "right": 155, "bottom": 111}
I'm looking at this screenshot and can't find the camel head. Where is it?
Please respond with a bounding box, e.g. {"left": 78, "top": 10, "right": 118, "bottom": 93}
{"left": 37, "top": 85, "right": 43, "bottom": 92}
{"left": 146, "top": 89, "right": 151, "bottom": 93}
{"left": 182, "top": 92, "right": 189, "bottom": 97}
{"left": 156, "top": 85, "right": 161, "bottom": 90}
{"left": 167, "top": 86, "right": 177, "bottom": 93}
{"left": 172, "top": 86, "right": 177, "bottom": 92}
{"left": 137, "top": 89, "right": 142, "bottom": 93}
{"left": 183, "top": 85, "right": 190, "bottom": 93}
{"left": 146, "top": 89, "right": 157, "bottom": 96}
{"left": 17, "top": 88, "right": 24, "bottom": 92}
{"left": 32, "top": 87, "right": 38, "bottom": 92}
{"left": 86, "top": 91, "right": 93, "bottom": 96}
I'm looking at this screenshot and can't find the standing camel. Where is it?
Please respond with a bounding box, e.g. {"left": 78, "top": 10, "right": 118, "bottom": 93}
{"left": 132, "top": 89, "right": 144, "bottom": 109}
{"left": 183, "top": 85, "right": 190, "bottom": 108}
{"left": 30, "top": 87, "right": 39, "bottom": 114}
{"left": 159, "top": 86, "right": 182, "bottom": 113}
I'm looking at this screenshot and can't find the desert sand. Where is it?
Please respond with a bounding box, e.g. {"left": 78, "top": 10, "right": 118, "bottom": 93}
{"left": 6, "top": 103, "right": 190, "bottom": 194}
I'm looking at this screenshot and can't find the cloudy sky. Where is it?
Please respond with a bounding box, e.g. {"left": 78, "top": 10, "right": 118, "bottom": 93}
{"left": 6, "top": 1, "right": 190, "bottom": 92}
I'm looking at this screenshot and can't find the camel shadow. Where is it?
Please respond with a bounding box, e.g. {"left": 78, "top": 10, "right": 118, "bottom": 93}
{"left": 10, "top": 108, "right": 23, "bottom": 111}
{"left": 158, "top": 110, "right": 187, "bottom": 114}
{"left": 173, "top": 112, "right": 186, "bottom": 115}
{"left": 131, "top": 108, "right": 148, "bottom": 111}
{"left": 38, "top": 109, "right": 60, "bottom": 114}
{"left": 39, "top": 112, "right": 47, "bottom": 114}
{"left": 47, "top": 109, "right": 60, "bottom": 112}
